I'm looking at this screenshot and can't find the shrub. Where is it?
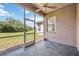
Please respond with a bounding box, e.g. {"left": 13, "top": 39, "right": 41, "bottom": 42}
{"left": 1, "top": 24, "right": 15, "bottom": 32}
{"left": 0, "top": 18, "right": 33, "bottom": 32}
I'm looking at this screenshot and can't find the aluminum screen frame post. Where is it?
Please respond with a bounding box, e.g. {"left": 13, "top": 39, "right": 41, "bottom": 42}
{"left": 23, "top": 9, "right": 36, "bottom": 47}
{"left": 24, "top": 8, "right": 26, "bottom": 48}
{"left": 34, "top": 12, "right": 36, "bottom": 43}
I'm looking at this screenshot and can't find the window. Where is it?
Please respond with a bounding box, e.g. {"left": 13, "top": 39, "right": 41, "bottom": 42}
{"left": 38, "top": 25, "right": 41, "bottom": 31}
{"left": 47, "top": 16, "right": 56, "bottom": 32}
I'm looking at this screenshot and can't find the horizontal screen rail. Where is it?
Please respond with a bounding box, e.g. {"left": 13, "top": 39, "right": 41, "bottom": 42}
{"left": 25, "top": 18, "right": 34, "bottom": 22}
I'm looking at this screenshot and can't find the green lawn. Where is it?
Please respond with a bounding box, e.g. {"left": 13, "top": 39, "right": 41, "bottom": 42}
{"left": 0, "top": 32, "right": 34, "bottom": 51}
{"left": 0, "top": 32, "right": 23, "bottom": 37}
{"left": 0, "top": 31, "right": 43, "bottom": 51}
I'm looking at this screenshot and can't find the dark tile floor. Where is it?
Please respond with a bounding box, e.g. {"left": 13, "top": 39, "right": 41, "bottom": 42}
{"left": 2, "top": 40, "right": 79, "bottom": 56}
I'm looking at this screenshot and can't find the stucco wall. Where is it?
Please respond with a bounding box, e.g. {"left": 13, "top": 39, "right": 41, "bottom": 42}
{"left": 45, "top": 4, "right": 76, "bottom": 47}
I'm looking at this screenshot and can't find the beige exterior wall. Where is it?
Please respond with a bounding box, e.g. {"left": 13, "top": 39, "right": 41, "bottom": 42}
{"left": 45, "top": 4, "right": 76, "bottom": 47}
{"left": 77, "top": 4, "right": 79, "bottom": 50}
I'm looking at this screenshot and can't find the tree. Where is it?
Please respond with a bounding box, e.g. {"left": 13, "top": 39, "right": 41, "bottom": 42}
{"left": 1, "top": 24, "right": 15, "bottom": 32}
{"left": 0, "top": 17, "right": 33, "bottom": 32}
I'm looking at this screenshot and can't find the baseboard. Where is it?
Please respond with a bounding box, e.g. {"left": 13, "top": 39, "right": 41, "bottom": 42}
{"left": 45, "top": 38, "right": 77, "bottom": 48}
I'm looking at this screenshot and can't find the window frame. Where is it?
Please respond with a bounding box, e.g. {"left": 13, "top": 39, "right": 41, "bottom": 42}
{"left": 47, "top": 16, "right": 56, "bottom": 32}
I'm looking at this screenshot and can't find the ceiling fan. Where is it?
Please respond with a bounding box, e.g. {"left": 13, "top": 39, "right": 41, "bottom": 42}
{"left": 36, "top": 3, "right": 57, "bottom": 12}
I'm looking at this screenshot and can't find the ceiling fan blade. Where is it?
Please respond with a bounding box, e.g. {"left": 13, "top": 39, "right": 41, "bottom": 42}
{"left": 45, "top": 6, "right": 57, "bottom": 8}
{"left": 35, "top": 3, "right": 56, "bottom": 13}
{"left": 36, "top": 9, "right": 41, "bottom": 12}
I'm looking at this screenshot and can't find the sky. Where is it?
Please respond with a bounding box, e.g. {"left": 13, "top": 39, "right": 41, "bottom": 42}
{"left": 0, "top": 3, "right": 43, "bottom": 26}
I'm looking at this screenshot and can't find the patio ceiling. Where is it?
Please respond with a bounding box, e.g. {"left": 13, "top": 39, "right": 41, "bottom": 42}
{"left": 18, "top": 3, "right": 45, "bottom": 16}
{"left": 18, "top": 3, "right": 71, "bottom": 16}
{"left": 33, "top": 3, "right": 71, "bottom": 13}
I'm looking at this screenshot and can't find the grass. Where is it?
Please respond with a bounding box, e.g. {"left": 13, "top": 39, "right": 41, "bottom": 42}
{"left": 0, "top": 31, "right": 43, "bottom": 51}
{"left": 0, "top": 32, "right": 24, "bottom": 37}
{"left": 0, "top": 31, "right": 34, "bottom": 51}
